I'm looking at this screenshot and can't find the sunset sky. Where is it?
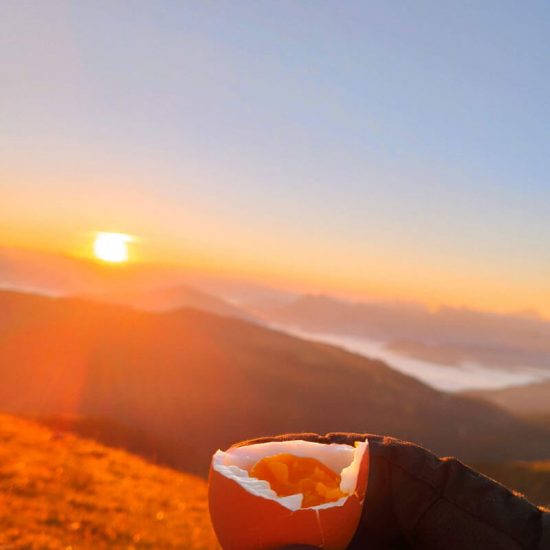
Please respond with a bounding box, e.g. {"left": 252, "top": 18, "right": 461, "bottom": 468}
{"left": 1, "top": 1, "right": 549, "bottom": 315}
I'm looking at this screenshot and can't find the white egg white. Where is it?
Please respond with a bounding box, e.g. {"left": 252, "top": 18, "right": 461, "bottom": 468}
{"left": 212, "top": 439, "right": 369, "bottom": 511}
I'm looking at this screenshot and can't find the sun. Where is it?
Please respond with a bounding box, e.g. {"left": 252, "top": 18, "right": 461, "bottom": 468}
{"left": 93, "top": 232, "right": 133, "bottom": 263}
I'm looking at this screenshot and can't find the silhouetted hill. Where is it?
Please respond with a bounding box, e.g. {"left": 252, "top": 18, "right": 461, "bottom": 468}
{"left": 1, "top": 290, "right": 550, "bottom": 476}
{"left": 467, "top": 380, "right": 550, "bottom": 417}
{"left": 85, "top": 284, "right": 255, "bottom": 321}
{"left": 527, "top": 415, "right": 550, "bottom": 430}
{"left": 0, "top": 414, "right": 218, "bottom": 549}
{"left": 475, "top": 461, "right": 550, "bottom": 509}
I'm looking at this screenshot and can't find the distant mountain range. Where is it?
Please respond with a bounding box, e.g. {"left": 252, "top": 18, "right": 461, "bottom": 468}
{"left": 1, "top": 290, "right": 550, "bottom": 477}
{"left": 6, "top": 245, "right": 548, "bottom": 384}
{"left": 0, "top": 245, "right": 295, "bottom": 310}
{"left": 0, "top": 246, "right": 165, "bottom": 295}
{"left": 83, "top": 284, "right": 255, "bottom": 321}
{"left": 253, "top": 293, "right": 550, "bottom": 373}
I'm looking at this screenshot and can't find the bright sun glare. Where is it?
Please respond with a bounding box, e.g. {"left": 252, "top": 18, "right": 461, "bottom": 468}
{"left": 93, "top": 232, "right": 133, "bottom": 263}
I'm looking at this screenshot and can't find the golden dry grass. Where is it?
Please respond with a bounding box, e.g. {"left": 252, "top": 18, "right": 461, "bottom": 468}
{"left": 0, "top": 415, "right": 219, "bottom": 549}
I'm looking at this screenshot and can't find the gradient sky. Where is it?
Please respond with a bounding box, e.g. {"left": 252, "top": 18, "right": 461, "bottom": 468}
{"left": 1, "top": 1, "right": 549, "bottom": 315}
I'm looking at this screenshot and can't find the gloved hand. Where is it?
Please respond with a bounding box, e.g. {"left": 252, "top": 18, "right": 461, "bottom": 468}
{"left": 235, "top": 433, "right": 550, "bottom": 549}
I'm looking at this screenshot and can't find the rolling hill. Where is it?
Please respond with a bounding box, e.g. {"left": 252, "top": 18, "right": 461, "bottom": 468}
{"left": 0, "top": 414, "right": 218, "bottom": 549}
{"left": 1, "top": 290, "right": 550, "bottom": 476}
{"left": 467, "top": 379, "right": 550, "bottom": 417}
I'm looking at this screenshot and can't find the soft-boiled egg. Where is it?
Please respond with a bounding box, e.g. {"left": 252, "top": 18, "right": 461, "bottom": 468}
{"left": 208, "top": 439, "right": 369, "bottom": 549}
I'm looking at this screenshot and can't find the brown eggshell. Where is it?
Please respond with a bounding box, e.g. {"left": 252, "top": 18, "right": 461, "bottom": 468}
{"left": 208, "top": 441, "right": 369, "bottom": 550}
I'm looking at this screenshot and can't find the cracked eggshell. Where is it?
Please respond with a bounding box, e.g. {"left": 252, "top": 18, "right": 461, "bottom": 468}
{"left": 208, "top": 439, "right": 369, "bottom": 550}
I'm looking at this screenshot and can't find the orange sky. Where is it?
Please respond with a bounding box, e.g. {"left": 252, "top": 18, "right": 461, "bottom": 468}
{"left": 2, "top": 2, "right": 549, "bottom": 319}
{"left": 2, "top": 207, "right": 548, "bottom": 319}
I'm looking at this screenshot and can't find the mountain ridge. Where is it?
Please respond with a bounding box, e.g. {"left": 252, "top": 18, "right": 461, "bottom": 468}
{"left": 1, "top": 290, "right": 549, "bottom": 476}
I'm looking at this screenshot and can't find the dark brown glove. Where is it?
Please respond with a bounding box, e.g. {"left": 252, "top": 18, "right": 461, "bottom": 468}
{"left": 235, "top": 433, "right": 550, "bottom": 550}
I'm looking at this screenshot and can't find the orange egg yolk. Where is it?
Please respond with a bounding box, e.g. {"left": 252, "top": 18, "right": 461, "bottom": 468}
{"left": 250, "top": 453, "right": 347, "bottom": 508}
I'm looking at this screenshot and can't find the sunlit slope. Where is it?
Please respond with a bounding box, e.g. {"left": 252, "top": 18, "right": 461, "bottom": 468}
{"left": 0, "top": 415, "right": 218, "bottom": 550}
{"left": 1, "top": 290, "right": 550, "bottom": 476}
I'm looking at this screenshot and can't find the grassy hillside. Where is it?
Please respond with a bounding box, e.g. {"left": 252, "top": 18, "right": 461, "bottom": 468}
{"left": 476, "top": 461, "right": 550, "bottom": 509}
{"left": 0, "top": 414, "right": 218, "bottom": 549}
{"left": 1, "top": 290, "right": 550, "bottom": 477}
